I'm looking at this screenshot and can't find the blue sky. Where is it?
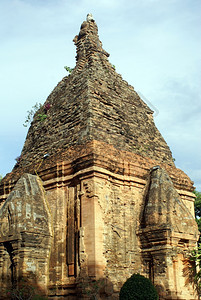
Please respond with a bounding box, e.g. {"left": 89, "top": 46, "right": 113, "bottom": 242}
{"left": 0, "top": 0, "right": 201, "bottom": 190}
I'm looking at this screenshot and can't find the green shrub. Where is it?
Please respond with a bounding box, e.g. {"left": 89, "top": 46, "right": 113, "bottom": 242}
{"left": 119, "top": 273, "right": 159, "bottom": 300}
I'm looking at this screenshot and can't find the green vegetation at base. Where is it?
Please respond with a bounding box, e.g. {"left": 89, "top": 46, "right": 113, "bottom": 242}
{"left": 189, "top": 244, "right": 201, "bottom": 296}
{"left": 119, "top": 273, "right": 159, "bottom": 300}
{"left": 188, "top": 190, "right": 201, "bottom": 296}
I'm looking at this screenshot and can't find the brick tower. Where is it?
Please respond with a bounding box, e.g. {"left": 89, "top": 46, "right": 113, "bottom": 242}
{"left": 0, "top": 15, "right": 199, "bottom": 299}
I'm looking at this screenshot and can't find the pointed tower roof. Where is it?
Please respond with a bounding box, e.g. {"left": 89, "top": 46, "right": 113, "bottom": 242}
{"left": 6, "top": 15, "right": 176, "bottom": 181}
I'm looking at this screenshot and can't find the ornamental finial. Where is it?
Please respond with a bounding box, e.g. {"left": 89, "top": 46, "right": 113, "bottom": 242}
{"left": 86, "top": 13, "right": 94, "bottom": 22}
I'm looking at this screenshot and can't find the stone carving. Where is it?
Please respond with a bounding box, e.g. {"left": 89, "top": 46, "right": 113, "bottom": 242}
{"left": 141, "top": 167, "right": 198, "bottom": 236}
{"left": 139, "top": 167, "right": 198, "bottom": 299}
{"left": 0, "top": 174, "right": 52, "bottom": 296}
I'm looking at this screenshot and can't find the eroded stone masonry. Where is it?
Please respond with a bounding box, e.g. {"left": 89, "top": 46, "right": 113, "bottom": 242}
{"left": 0, "top": 15, "right": 199, "bottom": 299}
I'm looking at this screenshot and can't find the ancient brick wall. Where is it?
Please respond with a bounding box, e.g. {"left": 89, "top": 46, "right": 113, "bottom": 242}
{"left": 0, "top": 16, "right": 199, "bottom": 300}
{"left": 0, "top": 144, "right": 198, "bottom": 299}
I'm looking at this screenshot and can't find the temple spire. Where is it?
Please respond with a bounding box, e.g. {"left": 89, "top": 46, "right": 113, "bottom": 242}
{"left": 73, "top": 14, "right": 109, "bottom": 64}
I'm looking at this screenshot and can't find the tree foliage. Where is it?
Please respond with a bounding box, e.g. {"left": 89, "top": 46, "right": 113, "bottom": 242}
{"left": 119, "top": 273, "right": 159, "bottom": 300}
{"left": 194, "top": 191, "right": 201, "bottom": 219}
{"left": 187, "top": 191, "right": 201, "bottom": 295}
{"left": 189, "top": 244, "right": 201, "bottom": 295}
{"left": 194, "top": 190, "right": 201, "bottom": 243}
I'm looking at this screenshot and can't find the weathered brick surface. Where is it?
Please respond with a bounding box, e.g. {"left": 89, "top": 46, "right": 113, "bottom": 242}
{"left": 139, "top": 167, "right": 198, "bottom": 299}
{"left": 2, "top": 17, "right": 173, "bottom": 182}
{"left": 0, "top": 174, "right": 52, "bottom": 297}
{"left": 0, "top": 16, "right": 199, "bottom": 299}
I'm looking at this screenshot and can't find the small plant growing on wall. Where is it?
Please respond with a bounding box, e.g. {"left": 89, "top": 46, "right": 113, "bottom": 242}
{"left": 23, "top": 102, "right": 42, "bottom": 127}
{"left": 44, "top": 102, "right": 51, "bottom": 112}
{"left": 23, "top": 102, "right": 51, "bottom": 127}
{"left": 37, "top": 114, "right": 47, "bottom": 122}
{"left": 64, "top": 66, "right": 74, "bottom": 74}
